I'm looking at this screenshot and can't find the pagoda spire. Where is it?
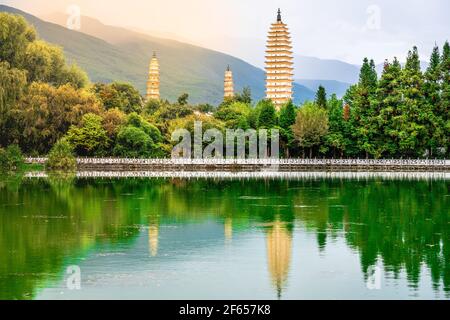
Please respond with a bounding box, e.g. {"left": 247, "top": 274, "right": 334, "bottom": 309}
{"left": 277, "top": 8, "right": 282, "bottom": 22}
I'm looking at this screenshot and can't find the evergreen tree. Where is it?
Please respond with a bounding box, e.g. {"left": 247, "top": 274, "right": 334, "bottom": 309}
{"left": 440, "top": 41, "right": 450, "bottom": 157}
{"left": 424, "top": 45, "right": 445, "bottom": 157}
{"left": 177, "top": 93, "right": 189, "bottom": 106}
{"left": 324, "top": 94, "right": 345, "bottom": 157}
{"left": 345, "top": 57, "right": 379, "bottom": 157}
{"left": 257, "top": 100, "right": 277, "bottom": 129}
{"left": 279, "top": 101, "right": 296, "bottom": 128}
{"left": 359, "top": 58, "right": 378, "bottom": 93}
{"left": 279, "top": 101, "right": 297, "bottom": 157}
{"left": 376, "top": 58, "right": 403, "bottom": 157}
{"left": 398, "top": 46, "right": 428, "bottom": 157}
{"left": 315, "top": 86, "right": 327, "bottom": 108}
{"left": 235, "top": 87, "right": 252, "bottom": 104}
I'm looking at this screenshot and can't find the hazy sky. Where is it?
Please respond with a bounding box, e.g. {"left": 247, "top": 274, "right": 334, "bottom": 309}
{"left": 2, "top": 0, "right": 449, "bottom": 66}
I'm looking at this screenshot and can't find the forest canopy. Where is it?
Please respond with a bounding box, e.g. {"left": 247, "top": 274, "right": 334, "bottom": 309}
{"left": 0, "top": 12, "right": 448, "bottom": 159}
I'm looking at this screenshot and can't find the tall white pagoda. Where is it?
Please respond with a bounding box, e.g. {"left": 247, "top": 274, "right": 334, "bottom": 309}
{"left": 265, "top": 9, "right": 294, "bottom": 109}
{"left": 146, "top": 52, "right": 160, "bottom": 101}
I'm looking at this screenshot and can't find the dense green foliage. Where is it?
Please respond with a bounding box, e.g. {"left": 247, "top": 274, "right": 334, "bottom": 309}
{"left": 293, "top": 102, "right": 329, "bottom": 157}
{"left": 339, "top": 45, "right": 450, "bottom": 158}
{"left": 0, "top": 145, "right": 24, "bottom": 173}
{"left": 65, "top": 113, "right": 110, "bottom": 156}
{"left": 113, "top": 113, "right": 165, "bottom": 158}
{"left": 0, "top": 12, "right": 448, "bottom": 160}
{"left": 45, "top": 139, "right": 77, "bottom": 171}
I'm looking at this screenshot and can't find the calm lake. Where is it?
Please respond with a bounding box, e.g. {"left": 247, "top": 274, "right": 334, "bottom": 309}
{"left": 0, "top": 173, "right": 449, "bottom": 300}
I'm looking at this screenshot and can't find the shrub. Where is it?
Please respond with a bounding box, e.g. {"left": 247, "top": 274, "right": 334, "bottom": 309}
{"left": 0, "top": 145, "right": 24, "bottom": 173}
{"left": 46, "top": 139, "right": 77, "bottom": 171}
{"left": 65, "top": 113, "right": 110, "bottom": 156}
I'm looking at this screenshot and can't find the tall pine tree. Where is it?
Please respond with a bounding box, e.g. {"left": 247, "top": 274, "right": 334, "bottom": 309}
{"left": 424, "top": 45, "right": 445, "bottom": 157}
{"left": 315, "top": 86, "right": 327, "bottom": 108}
{"left": 440, "top": 41, "right": 450, "bottom": 157}
{"left": 347, "top": 57, "right": 379, "bottom": 157}
{"left": 398, "top": 46, "right": 427, "bottom": 157}
{"left": 376, "top": 58, "right": 403, "bottom": 157}
{"left": 279, "top": 100, "right": 297, "bottom": 157}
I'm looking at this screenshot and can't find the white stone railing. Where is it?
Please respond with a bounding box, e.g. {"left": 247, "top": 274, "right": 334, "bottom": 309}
{"left": 25, "top": 157, "right": 449, "bottom": 166}
{"left": 24, "top": 171, "right": 450, "bottom": 180}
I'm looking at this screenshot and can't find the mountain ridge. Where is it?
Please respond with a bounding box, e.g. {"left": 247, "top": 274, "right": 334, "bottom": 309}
{"left": 1, "top": 5, "right": 317, "bottom": 105}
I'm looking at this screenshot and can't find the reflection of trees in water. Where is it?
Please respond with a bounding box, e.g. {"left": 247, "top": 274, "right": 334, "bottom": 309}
{"left": 291, "top": 179, "right": 449, "bottom": 294}
{"left": 0, "top": 177, "right": 143, "bottom": 299}
{"left": 0, "top": 176, "right": 448, "bottom": 299}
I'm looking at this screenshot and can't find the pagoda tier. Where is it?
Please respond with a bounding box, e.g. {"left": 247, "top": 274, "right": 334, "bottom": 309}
{"left": 224, "top": 65, "right": 234, "bottom": 99}
{"left": 146, "top": 52, "right": 160, "bottom": 101}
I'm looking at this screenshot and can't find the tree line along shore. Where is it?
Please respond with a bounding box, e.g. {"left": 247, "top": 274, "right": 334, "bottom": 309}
{"left": 0, "top": 13, "right": 449, "bottom": 172}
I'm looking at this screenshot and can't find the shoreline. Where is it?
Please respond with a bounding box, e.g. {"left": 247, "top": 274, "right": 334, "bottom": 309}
{"left": 25, "top": 158, "right": 450, "bottom": 173}
{"left": 24, "top": 171, "right": 450, "bottom": 180}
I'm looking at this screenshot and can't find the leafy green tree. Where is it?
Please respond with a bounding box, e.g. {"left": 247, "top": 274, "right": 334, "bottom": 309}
{"left": 46, "top": 139, "right": 77, "bottom": 171}
{"left": 214, "top": 101, "right": 251, "bottom": 129}
{"left": 17, "top": 83, "right": 102, "bottom": 155}
{"left": 114, "top": 127, "right": 155, "bottom": 158}
{"left": 315, "top": 86, "right": 327, "bottom": 108}
{"left": 91, "top": 82, "right": 143, "bottom": 113}
{"left": 0, "top": 13, "right": 88, "bottom": 90}
{"left": 293, "top": 102, "right": 329, "bottom": 158}
{"left": 0, "top": 62, "right": 27, "bottom": 147}
{"left": 23, "top": 40, "right": 65, "bottom": 84}
{"left": 177, "top": 93, "right": 189, "bottom": 106}
{"left": 144, "top": 98, "right": 162, "bottom": 115}
{"left": 257, "top": 100, "right": 277, "bottom": 129}
{"left": 324, "top": 94, "right": 351, "bottom": 158}
{"left": 0, "top": 13, "right": 36, "bottom": 68}
{"left": 234, "top": 86, "right": 252, "bottom": 104}
{"left": 102, "top": 108, "right": 126, "bottom": 140}
{"left": 58, "top": 64, "right": 89, "bottom": 89}
{"left": 149, "top": 100, "right": 194, "bottom": 135}
{"left": 113, "top": 113, "right": 164, "bottom": 158}
{"left": 127, "top": 113, "right": 163, "bottom": 143}
{"left": 65, "top": 114, "right": 110, "bottom": 156}
{"left": 0, "top": 145, "right": 24, "bottom": 173}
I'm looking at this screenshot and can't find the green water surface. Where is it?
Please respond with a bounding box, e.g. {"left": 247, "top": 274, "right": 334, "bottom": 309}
{"left": 0, "top": 174, "right": 449, "bottom": 300}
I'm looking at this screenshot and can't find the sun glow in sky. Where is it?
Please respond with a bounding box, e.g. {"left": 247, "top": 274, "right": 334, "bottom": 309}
{"left": 1, "top": 0, "right": 449, "bottom": 66}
